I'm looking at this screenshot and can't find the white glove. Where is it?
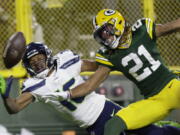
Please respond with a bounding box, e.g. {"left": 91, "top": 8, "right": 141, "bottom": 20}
{"left": 42, "top": 91, "right": 70, "bottom": 102}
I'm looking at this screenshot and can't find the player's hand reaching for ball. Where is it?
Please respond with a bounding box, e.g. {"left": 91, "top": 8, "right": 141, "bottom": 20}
{"left": 42, "top": 91, "right": 71, "bottom": 102}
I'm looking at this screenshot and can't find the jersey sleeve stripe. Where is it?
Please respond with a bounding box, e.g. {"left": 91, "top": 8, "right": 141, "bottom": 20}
{"left": 60, "top": 56, "right": 80, "bottom": 69}
{"left": 145, "top": 18, "right": 150, "bottom": 33}
{"left": 96, "top": 53, "right": 114, "bottom": 66}
{"left": 22, "top": 80, "right": 46, "bottom": 93}
{"left": 145, "top": 18, "right": 153, "bottom": 39}
{"left": 96, "top": 56, "right": 109, "bottom": 62}
{"left": 96, "top": 58, "right": 113, "bottom": 66}
{"left": 96, "top": 53, "right": 108, "bottom": 60}
{"left": 149, "top": 20, "right": 153, "bottom": 39}
{"left": 96, "top": 54, "right": 110, "bottom": 62}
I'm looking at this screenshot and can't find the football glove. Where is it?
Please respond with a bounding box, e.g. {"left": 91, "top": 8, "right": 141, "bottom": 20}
{"left": 42, "top": 91, "right": 70, "bottom": 103}
{"left": 0, "top": 75, "right": 6, "bottom": 95}
{"left": 0, "top": 76, "right": 14, "bottom": 98}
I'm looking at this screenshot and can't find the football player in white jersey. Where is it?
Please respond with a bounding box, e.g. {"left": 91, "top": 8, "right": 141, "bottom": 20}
{"left": 1, "top": 42, "right": 179, "bottom": 135}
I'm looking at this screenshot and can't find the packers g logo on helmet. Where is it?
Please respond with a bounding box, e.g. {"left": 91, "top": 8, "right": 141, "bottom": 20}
{"left": 104, "top": 9, "right": 116, "bottom": 16}
{"left": 93, "top": 9, "right": 126, "bottom": 49}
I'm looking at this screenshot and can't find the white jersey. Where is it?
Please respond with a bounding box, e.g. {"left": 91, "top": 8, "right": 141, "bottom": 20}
{"left": 22, "top": 50, "right": 105, "bottom": 127}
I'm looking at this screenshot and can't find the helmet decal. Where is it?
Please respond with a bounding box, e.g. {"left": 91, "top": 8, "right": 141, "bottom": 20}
{"left": 104, "top": 9, "right": 116, "bottom": 16}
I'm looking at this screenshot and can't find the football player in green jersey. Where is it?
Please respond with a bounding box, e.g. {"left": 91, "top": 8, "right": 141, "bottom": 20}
{"left": 50, "top": 9, "right": 180, "bottom": 135}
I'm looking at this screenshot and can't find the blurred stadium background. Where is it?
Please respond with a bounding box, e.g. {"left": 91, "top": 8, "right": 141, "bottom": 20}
{"left": 0, "top": 0, "right": 179, "bottom": 135}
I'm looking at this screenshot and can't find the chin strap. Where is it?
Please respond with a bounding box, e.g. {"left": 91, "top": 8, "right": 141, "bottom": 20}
{"left": 110, "top": 36, "right": 121, "bottom": 49}
{"left": 36, "top": 69, "right": 49, "bottom": 79}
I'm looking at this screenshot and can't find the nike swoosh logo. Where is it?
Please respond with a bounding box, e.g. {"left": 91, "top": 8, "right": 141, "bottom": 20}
{"left": 110, "top": 109, "right": 115, "bottom": 117}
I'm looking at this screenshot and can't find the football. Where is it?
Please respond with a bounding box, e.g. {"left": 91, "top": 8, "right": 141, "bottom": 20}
{"left": 3, "top": 32, "right": 26, "bottom": 69}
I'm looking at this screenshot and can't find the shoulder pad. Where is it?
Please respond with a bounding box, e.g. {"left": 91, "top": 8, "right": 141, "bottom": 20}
{"left": 54, "top": 50, "right": 78, "bottom": 59}
{"left": 54, "top": 50, "right": 80, "bottom": 69}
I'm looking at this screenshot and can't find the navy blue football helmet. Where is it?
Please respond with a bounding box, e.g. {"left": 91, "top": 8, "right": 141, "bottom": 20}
{"left": 22, "top": 42, "right": 53, "bottom": 77}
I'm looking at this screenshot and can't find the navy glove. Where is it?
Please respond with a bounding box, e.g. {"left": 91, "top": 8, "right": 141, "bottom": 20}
{"left": 1, "top": 76, "right": 14, "bottom": 98}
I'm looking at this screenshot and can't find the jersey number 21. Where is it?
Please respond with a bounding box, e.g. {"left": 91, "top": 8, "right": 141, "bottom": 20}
{"left": 122, "top": 45, "right": 161, "bottom": 81}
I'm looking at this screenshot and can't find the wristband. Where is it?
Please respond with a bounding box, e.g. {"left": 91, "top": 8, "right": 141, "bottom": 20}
{"left": 67, "top": 90, "right": 72, "bottom": 99}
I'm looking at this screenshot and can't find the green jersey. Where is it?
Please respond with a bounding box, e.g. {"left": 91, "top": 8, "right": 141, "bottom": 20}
{"left": 95, "top": 18, "right": 176, "bottom": 98}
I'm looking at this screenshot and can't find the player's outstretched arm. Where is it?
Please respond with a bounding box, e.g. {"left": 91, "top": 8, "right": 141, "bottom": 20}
{"left": 2, "top": 92, "right": 34, "bottom": 114}
{"left": 81, "top": 59, "right": 98, "bottom": 72}
{"left": 155, "top": 18, "right": 180, "bottom": 37}
{"left": 0, "top": 76, "right": 34, "bottom": 114}
{"left": 42, "top": 60, "right": 106, "bottom": 100}
{"left": 70, "top": 65, "right": 111, "bottom": 98}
